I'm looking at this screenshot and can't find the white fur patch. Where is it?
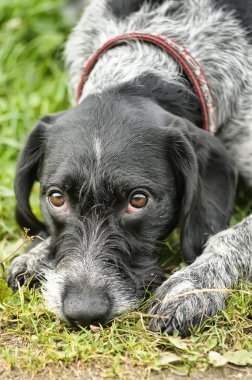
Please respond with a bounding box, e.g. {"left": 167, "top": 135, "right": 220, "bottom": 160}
{"left": 94, "top": 136, "right": 102, "bottom": 164}
{"left": 41, "top": 269, "right": 65, "bottom": 317}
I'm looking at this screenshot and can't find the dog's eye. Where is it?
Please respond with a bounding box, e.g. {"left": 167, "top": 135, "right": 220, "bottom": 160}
{"left": 130, "top": 193, "right": 147, "bottom": 208}
{"left": 127, "top": 193, "right": 148, "bottom": 214}
{"left": 48, "top": 191, "right": 66, "bottom": 209}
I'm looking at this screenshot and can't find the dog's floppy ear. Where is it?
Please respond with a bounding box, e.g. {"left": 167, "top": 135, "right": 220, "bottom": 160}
{"left": 166, "top": 121, "right": 237, "bottom": 263}
{"left": 14, "top": 113, "right": 65, "bottom": 234}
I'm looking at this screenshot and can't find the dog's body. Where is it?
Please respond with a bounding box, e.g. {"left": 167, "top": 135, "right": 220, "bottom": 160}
{"left": 67, "top": 0, "right": 252, "bottom": 182}
{"left": 8, "top": 0, "right": 252, "bottom": 335}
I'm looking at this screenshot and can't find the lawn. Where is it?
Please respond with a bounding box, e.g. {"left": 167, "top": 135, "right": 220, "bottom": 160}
{"left": 0, "top": 0, "right": 252, "bottom": 378}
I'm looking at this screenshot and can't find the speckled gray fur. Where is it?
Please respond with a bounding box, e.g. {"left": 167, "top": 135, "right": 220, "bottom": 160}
{"left": 66, "top": 0, "right": 252, "bottom": 184}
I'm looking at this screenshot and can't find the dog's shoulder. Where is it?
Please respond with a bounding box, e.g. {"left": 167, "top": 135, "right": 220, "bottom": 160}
{"left": 212, "top": 0, "right": 252, "bottom": 39}
{"left": 106, "top": 0, "right": 164, "bottom": 19}
{"left": 106, "top": 0, "right": 252, "bottom": 37}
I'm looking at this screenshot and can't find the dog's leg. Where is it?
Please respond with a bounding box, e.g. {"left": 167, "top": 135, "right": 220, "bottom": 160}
{"left": 149, "top": 214, "right": 252, "bottom": 336}
{"left": 8, "top": 237, "right": 51, "bottom": 292}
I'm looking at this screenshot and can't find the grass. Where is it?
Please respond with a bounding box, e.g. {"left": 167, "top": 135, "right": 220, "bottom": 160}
{"left": 0, "top": 1, "right": 251, "bottom": 378}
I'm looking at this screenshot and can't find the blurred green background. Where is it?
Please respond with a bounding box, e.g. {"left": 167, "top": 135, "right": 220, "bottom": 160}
{"left": 0, "top": 0, "right": 72, "bottom": 243}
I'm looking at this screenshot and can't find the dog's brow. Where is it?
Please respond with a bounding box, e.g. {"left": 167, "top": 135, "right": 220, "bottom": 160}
{"left": 108, "top": 173, "right": 162, "bottom": 193}
{"left": 44, "top": 175, "right": 79, "bottom": 192}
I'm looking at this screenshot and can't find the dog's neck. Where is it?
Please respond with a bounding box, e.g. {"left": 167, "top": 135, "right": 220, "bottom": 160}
{"left": 65, "top": 0, "right": 252, "bottom": 129}
{"left": 77, "top": 41, "right": 182, "bottom": 103}
{"left": 76, "top": 33, "right": 216, "bottom": 134}
{"left": 75, "top": 42, "right": 204, "bottom": 127}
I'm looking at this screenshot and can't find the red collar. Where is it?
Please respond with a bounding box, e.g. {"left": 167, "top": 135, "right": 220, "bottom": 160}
{"left": 76, "top": 32, "right": 216, "bottom": 134}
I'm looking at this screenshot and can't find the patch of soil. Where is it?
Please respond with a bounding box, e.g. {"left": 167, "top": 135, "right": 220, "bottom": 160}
{"left": 1, "top": 364, "right": 252, "bottom": 380}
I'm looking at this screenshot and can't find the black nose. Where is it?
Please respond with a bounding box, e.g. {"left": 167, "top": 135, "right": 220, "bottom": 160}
{"left": 63, "top": 288, "right": 110, "bottom": 326}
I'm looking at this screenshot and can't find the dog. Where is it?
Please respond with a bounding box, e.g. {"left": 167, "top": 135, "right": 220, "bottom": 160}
{"left": 8, "top": 0, "right": 252, "bottom": 336}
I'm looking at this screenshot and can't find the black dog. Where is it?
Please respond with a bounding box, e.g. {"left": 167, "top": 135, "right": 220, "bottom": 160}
{"left": 8, "top": 0, "right": 252, "bottom": 336}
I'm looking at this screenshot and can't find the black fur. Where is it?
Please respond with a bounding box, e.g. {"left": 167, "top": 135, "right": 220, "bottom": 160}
{"left": 108, "top": 0, "right": 165, "bottom": 19}
{"left": 120, "top": 73, "right": 203, "bottom": 128}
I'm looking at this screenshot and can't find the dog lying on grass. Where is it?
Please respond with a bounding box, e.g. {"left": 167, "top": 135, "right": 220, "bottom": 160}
{"left": 8, "top": 0, "right": 252, "bottom": 336}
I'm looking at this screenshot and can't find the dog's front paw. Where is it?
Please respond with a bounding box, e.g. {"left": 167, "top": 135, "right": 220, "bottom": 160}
{"left": 148, "top": 275, "right": 226, "bottom": 336}
{"left": 7, "top": 254, "right": 40, "bottom": 292}
{"left": 7, "top": 238, "right": 51, "bottom": 292}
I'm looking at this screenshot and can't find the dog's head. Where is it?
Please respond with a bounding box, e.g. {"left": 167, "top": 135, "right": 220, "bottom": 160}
{"left": 15, "top": 85, "right": 237, "bottom": 326}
